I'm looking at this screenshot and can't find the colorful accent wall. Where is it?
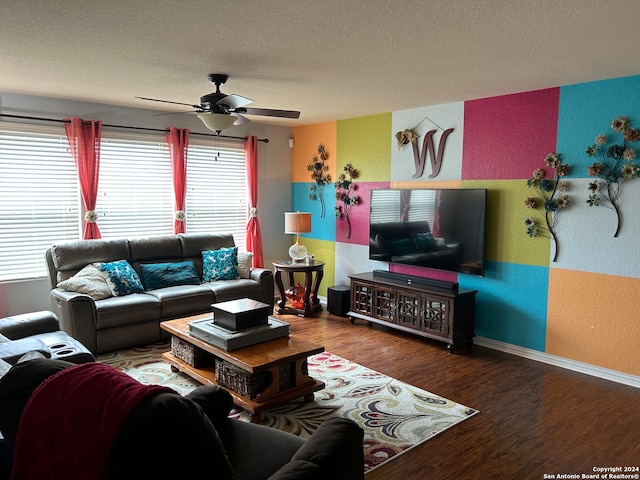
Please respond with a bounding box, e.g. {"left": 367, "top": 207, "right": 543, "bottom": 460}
{"left": 290, "top": 74, "right": 640, "bottom": 378}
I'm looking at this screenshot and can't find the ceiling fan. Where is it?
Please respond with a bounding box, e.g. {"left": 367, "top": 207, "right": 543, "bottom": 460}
{"left": 136, "top": 73, "right": 301, "bottom": 132}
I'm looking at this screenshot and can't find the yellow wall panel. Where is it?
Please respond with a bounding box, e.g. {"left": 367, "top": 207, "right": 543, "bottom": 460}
{"left": 337, "top": 114, "right": 391, "bottom": 182}
{"left": 547, "top": 269, "right": 640, "bottom": 376}
{"left": 289, "top": 238, "right": 335, "bottom": 298}
{"left": 480, "top": 179, "right": 551, "bottom": 265}
{"left": 291, "top": 122, "right": 337, "bottom": 183}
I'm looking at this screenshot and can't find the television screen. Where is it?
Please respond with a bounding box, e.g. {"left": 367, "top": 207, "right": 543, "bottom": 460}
{"left": 369, "top": 188, "right": 487, "bottom": 276}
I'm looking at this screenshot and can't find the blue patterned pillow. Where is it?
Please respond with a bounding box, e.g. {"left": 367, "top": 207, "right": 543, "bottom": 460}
{"left": 202, "top": 247, "right": 239, "bottom": 281}
{"left": 94, "top": 260, "right": 144, "bottom": 296}
{"left": 141, "top": 261, "right": 201, "bottom": 290}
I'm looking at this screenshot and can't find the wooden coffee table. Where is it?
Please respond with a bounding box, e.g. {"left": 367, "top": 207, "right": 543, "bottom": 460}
{"left": 160, "top": 315, "right": 325, "bottom": 421}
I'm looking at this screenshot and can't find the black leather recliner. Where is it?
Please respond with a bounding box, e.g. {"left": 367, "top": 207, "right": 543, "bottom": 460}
{"left": 0, "top": 311, "right": 95, "bottom": 477}
{"left": 0, "top": 357, "right": 364, "bottom": 480}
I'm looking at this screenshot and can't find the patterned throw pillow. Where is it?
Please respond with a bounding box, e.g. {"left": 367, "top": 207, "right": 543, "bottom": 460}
{"left": 202, "top": 247, "right": 239, "bottom": 281}
{"left": 56, "top": 264, "right": 113, "bottom": 300}
{"left": 94, "top": 260, "right": 144, "bottom": 296}
{"left": 237, "top": 251, "right": 254, "bottom": 279}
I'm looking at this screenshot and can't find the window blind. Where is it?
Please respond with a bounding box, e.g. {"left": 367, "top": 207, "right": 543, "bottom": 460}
{"left": 97, "top": 135, "right": 174, "bottom": 239}
{"left": 0, "top": 124, "right": 80, "bottom": 281}
{"left": 186, "top": 140, "right": 248, "bottom": 252}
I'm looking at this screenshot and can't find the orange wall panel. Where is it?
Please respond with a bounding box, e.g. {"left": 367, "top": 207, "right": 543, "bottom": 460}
{"left": 547, "top": 268, "right": 640, "bottom": 376}
{"left": 291, "top": 122, "right": 337, "bottom": 183}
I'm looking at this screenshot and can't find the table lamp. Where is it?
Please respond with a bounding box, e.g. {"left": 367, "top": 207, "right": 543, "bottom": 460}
{"left": 284, "top": 212, "right": 311, "bottom": 262}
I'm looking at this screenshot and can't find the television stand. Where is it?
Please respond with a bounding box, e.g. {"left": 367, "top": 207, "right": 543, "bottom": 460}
{"left": 347, "top": 272, "right": 477, "bottom": 353}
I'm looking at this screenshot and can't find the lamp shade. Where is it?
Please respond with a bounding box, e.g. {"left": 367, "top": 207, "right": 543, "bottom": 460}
{"left": 284, "top": 212, "right": 311, "bottom": 234}
{"left": 197, "top": 113, "right": 236, "bottom": 132}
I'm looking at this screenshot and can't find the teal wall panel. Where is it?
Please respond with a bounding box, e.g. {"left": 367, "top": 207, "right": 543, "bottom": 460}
{"left": 557, "top": 74, "right": 640, "bottom": 179}
{"left": 292, "top": 181, "right": 336, "bottom": 241}
{"left": 461, "top": 261, "right": 548, "bottom": 352}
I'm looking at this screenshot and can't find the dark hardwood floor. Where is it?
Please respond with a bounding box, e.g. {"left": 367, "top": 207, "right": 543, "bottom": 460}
{"left": 274, "top": 310, "right": 640, "bottom": 480}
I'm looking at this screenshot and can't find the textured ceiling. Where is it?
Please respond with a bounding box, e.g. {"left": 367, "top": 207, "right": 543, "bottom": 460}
{"left": 1, "top": 0, "right": 639, "bottom": 127}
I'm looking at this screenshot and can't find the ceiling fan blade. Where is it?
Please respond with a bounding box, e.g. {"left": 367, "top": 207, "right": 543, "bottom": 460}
{"left": 151, "top": 110, "right": 199, "bottom": 117}
{"left": 231, "top": 113, "right": 251, "bottom": 125}
{"left": 217, "top": 93, "right": 253, "bottom": 109}
{"left": 242, "top": 107, "right": 300, "bottom": 119}
{"left": 136, "top": 96, "right": 200, "bottom": 108}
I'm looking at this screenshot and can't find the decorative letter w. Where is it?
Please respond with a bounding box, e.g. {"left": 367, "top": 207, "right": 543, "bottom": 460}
{"left": 411, "top": 128, "right": 454, "bottom": 178}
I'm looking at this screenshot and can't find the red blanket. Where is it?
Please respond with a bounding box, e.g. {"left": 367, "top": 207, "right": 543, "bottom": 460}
{"left": 11, "top": 362, "right": 174, "bottom": 480}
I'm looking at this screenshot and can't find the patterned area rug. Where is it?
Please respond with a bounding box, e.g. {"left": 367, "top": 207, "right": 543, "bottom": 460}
{"left": 98, "top": 342, "right": 479, "bottom": 474}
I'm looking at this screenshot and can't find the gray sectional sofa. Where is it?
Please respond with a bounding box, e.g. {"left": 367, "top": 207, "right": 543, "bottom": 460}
{"left": 45, "top": 233, "right": 274, "bottom": 354}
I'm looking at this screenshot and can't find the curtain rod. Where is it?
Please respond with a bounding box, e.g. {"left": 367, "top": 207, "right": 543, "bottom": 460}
{"left": 0, "top": 113, "right": 269, "bottom": 143}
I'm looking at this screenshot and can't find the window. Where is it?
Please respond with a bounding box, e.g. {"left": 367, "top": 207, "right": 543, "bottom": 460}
{"left": 0, "top": 123, "right": 248, "bottom": 281}
{"left": 185, "top": 139, "right": 247, "bottom": 252}
{"left": 97, "top": 134, "right": 174, "bottom": 239}
{"left": 369, "top": 189, "right": 436, "bottom": 225}
{"left": 0, "top": 123, "right": 80, "bottom": 281}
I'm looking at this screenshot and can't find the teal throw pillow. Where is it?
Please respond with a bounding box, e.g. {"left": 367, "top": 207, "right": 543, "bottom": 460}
{"left": 95, "top": 260, "right": 144, "bottom": 296}
{"left": 141, "top": 261, "right": 201, "bottom": 290}
{"left": 202, "top": 247, "right": 239, "bottom": 281}
{"left": 412, "top": 232, "right": 438, "bottom": 252}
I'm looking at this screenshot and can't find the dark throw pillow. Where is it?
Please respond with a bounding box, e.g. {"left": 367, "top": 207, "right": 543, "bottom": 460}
{"left": 141, "top": 261, "right": 201, "bottom": 290}
{"left": 412, "top": 232, "right": 438, "bottom": 252}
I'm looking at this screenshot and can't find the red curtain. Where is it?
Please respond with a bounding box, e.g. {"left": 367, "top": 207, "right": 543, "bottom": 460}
{"left": 64, "top": 117, "right": 102, "bottom": 239}
{"left": 400, "top": 190, "right": 412, "bottom": 222}
{"left": 166, "top": 127, "right": 189, "bottom": 234}
{"left": 244, "top": 136, "right": 264, "bottom": 267}
{"left": 432, "top": 190, "right": 442, "bottom": 237}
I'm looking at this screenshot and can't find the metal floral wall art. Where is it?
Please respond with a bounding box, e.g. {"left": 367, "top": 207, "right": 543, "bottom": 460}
{"left": 307, "top": 144, "right": 331, "bottom": 218}
{"left": 585, "top": 116, "right": 639, "bottom": 237}
{"left": 334, "top": 163, "right": 359, "bottom": 238}
{"left": 524, "top": 152, "right": 570, "bottom": 262}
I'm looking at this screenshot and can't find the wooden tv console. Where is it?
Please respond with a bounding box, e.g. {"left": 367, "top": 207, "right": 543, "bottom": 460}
{"left": 347, "top": 272, "right": 477, "bottom": 352}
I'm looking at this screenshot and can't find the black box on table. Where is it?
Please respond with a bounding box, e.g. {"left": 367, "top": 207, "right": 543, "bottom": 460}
{"left": 211, "top": 298, "right": 270, "bottom": 331}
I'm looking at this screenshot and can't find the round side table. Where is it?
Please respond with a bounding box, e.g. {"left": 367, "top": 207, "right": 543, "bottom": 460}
{"left": 273, "top": 260, "right": 324, "bottom": 317}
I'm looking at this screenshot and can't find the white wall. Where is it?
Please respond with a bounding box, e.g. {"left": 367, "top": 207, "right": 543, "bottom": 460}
{"left": 0, "top": 92, "right": 292, "bottom": 317}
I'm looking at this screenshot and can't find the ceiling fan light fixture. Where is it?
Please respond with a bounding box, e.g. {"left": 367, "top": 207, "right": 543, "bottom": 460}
{"left": 197, "top": 113, "right": 236, "bottom": 132}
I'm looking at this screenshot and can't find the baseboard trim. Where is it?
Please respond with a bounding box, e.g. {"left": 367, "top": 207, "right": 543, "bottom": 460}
{"left": 475, "top": 337, "right": 640, "bottom": 389}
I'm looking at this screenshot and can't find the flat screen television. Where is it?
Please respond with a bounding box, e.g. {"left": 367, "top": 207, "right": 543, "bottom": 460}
{"left": 369, "top": 188, "right": 487, "bottom": 276}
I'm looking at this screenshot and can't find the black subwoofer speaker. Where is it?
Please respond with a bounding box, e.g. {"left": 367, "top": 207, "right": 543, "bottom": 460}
{"left": 327, "top": 285, "right": 350, "bottom": 317}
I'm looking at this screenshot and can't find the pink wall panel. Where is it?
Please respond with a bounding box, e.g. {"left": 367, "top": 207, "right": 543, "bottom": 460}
{"left": 462, "top": 88, "right": 560, "bottom": 180}
{"left": 390, "top": 262, "right": 457, "bottom": 282}
{"left": 336, "top": 181, "right": 389, "bottom": 245}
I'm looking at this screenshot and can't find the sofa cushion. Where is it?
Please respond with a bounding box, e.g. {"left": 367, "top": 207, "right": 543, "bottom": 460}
{"left": 203, "top": 279, "right": 263, "bottom": 304}
{"left": 128, "top": 235, "right": 182, "bottom": 263}
{"left": 237, "top": 251, "right": 253, "bottom": 279}
{"left": 141, "top": 261, "right": 201, "bottom": 290}
{"left": 202, "top": 247, "right": 239, "bottom": 281}
{"left": 52, "top": 239, "right": 130, "bottom": 279}
{"left": 56, "top": 264, "right": 113, "bottom": 300}
{"left": 386, "top": 237, "right": 414, "bottom": 255}
{"left": 94, "top": 294, "right": 161, "bottom": 329}
{"left": 95, "top": 260, "right": 145, "bottom": 296}
{"left": 268, "top": 460, "right": 323, "bottom": 480}
{"left": 0, "top": 338, "right": 51, "bottom": 364}
{"left": 145, "top": 285, "right": 215, "bottom": 318}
